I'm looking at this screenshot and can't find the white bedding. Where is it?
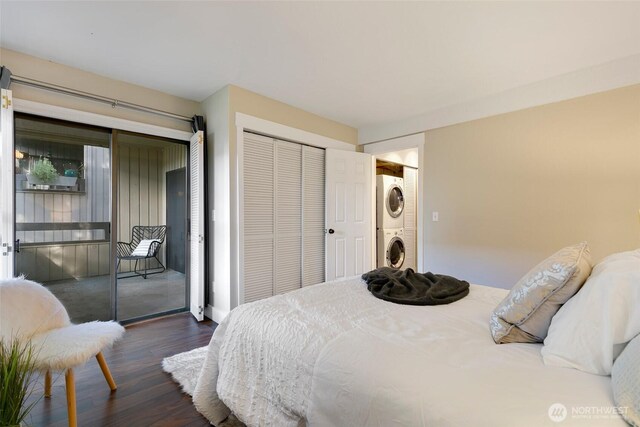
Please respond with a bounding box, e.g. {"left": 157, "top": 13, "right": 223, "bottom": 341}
{"left": 192, "top": 277, "right": 626, "bottom": 427}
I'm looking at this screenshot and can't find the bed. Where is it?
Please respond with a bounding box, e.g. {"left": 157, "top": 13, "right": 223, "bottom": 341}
{"left": 192, "top": 276, "right": 626, "bottom": 426}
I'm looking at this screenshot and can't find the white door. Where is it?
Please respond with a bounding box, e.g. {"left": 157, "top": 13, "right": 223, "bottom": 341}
{"left": 0, "top": 89, "right": 15, "bottom": 279}
{"left": 189, "top": 130, "right": 205, "bottom": 320}
{"left": 325, "top": 149, "right": 374, "bottom": 280}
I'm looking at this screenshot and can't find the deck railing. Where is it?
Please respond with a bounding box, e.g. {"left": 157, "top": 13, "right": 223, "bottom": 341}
{"left": 15, "top": 222, "right": 112, "bottom": 283}
{"left": 16, "top": 221, "right": 110, "bottom": 246}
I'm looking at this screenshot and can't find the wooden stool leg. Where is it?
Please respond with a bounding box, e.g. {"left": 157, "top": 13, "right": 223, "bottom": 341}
{"left": 96, "top": 352, "right": 117, "bottom": 391}
{"left": 44, "top": 370, "right": 52, "bottom": 398}
{"left": 65, "top": 369, "right": 77, "bottom": 427}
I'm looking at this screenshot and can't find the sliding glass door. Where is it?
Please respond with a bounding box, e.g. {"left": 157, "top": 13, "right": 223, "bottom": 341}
{"left": 13, "top": 113, "right": 190, "bottom": 323}
{"left": 115, "top": 131, "right": 188, "bottom": 322}
{"left": 14, "top": 114, "right": 112, "bottom": 322}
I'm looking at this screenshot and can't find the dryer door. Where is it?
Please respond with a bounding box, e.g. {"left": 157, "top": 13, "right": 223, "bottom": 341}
{"left": 386, "top": 184, "right": 405, "bottom": 218}
{"left": 387, "top": 236, "right": 405, "bottom": 269}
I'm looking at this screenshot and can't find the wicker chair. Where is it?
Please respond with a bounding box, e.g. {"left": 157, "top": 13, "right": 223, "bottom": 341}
{"left": 117, "top": 225, "right": 167, "bottom": 279}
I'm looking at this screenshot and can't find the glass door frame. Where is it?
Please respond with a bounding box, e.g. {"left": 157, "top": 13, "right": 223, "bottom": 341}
{"left": 109, "top": 130, "right": 118, "bottom": 321}
{"left": 12, "top": 112, "right": 192, "bottom": 324}
{"left": 13, "top": 112, "right": 113, "bottom": 322}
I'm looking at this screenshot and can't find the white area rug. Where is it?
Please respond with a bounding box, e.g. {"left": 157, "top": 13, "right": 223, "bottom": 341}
{"left": 163, "top": 347, "right": 246, "bottom": 427}
{"left": 162, "top": 346, "right": 207, "bottom": 396}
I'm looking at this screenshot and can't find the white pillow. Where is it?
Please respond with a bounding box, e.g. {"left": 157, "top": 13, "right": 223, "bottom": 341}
{"left": 541, "top": 249, "right": 640, "bottom": 375}
{"left": 612, "top": 333, "right": 640, "bottom": 427}
{"left": 131, "top": 239, "right": 160, "bottom": 257}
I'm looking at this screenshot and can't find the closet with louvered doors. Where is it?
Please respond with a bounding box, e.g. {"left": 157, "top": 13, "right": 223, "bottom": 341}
{"left": 242, "top": 132, "right": 326, "bottom": 304}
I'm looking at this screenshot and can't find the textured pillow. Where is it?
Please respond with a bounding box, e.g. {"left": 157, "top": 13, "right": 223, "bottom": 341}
{"left": 612, "top": 334, "right": 640, "bottom": 427}
{"left": 132, "top": 239, "right": 160, "bottom": 256}
{"left": 490, "top": 242, "right": 592, "bottom": 344}
{"left": 542, "top": 249, "right": 640, "bottom": 375}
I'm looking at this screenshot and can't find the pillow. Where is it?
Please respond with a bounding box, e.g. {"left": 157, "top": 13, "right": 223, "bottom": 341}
{"left": 612, "top": 333, "right": 640, "bottom": 427}
{"left": 542, "top": 249, "right": 640, "bottom": 375}
{"left": 490, "top": 242, "right": 592, "bottom": 344}
{"left": 131, "top": 239, "right": 160, "bottom": 256}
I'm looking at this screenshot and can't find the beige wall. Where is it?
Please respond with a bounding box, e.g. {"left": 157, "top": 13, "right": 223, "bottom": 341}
{"left": 1, "top": 48, "right": 201, "bottom": 132}
{"left": 228, "top": 85, "right": 357, "bottom": 145}
{"left": 201, "top": 86, "right": 230, "bottom": 316}
{"left": 423, "top": 84, "right": 640, "bottom": 289}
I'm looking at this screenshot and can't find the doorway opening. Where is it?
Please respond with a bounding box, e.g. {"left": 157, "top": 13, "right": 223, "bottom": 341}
{"left": 115, "top": 131, "right": 189, "bottom": 322}
{"left": 364, "top": 134, "right": 424, "bottom": 272}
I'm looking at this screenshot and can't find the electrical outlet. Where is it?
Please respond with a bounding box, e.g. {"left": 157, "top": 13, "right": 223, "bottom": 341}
{"left": 211, "top": 209, "right": 216, "bottom": 222}
{"left": 432, "top": 211, "right": 439, "bottom": 222}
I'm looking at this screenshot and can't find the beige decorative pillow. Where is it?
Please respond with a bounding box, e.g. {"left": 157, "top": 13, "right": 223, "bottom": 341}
{"left": 490, "top": 242, "right": 592, "bottom": 344}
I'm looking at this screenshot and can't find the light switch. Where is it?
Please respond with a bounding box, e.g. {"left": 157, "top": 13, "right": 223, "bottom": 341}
{"left": 432, "top": 211, "right": 439, "bottom": 222}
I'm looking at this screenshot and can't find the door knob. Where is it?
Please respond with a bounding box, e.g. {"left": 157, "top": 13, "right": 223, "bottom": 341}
{"left": 327, "top": 229, "right": 335, "bottom": 234}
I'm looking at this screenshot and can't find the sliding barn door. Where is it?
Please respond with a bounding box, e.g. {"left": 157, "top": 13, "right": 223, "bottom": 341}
{"left": 325, "top": 149, "right": 374, "bottom": 280}
{"left": 189, "top": 130, "right": 205, "bottom": 321}
{"left": 0, "top": 89, "right": 14, "bottom": 279}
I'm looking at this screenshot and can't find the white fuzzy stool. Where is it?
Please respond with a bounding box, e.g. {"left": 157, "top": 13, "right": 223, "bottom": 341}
{"left": 0, "top": 277, "right": 125, "bottom": 427}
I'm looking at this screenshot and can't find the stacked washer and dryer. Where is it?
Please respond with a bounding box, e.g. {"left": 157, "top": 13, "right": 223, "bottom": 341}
{"left": 376, "top": 175, "right": 407, "bottom": 269}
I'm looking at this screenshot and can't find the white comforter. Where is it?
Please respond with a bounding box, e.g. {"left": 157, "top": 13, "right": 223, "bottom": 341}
{"left": 192, "top": 277, "right": 626, "bottom": 427}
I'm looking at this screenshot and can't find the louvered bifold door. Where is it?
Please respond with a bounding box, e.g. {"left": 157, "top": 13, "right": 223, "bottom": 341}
{"left": 302, "top": 146, "right": 325, "bottom": 286}
{"left": 274, "top": 140, "right": 302, "bottom": 294}
{"left": 243, "top": 133, "right": 275, "bottom": 303}
{"left": 189, "top": 131, "right": 206, "bottom": 320}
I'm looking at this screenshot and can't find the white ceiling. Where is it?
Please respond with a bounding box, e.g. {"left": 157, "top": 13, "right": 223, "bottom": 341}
{"left": 1, "top": 1, "right": 639, "bottom": 130}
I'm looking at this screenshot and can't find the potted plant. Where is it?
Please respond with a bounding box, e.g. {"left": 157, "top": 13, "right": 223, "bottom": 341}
{"left": 26, "top": 157, "right": 57, "bottom": 186}
{"left": 0, "top": 339, "right": 38, "bottom": 427}
{"left": 27, "top": 157, "right": 77, "bottom": 188}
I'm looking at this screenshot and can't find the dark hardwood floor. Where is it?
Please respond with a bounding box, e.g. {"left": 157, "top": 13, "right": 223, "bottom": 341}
{"left": 25, "top": 313, "right": 217, "bottom": 427}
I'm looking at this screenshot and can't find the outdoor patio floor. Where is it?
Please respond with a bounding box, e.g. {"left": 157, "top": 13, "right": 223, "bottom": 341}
{"left": 44, "top": 269, "right": 187, "bottom": 322}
